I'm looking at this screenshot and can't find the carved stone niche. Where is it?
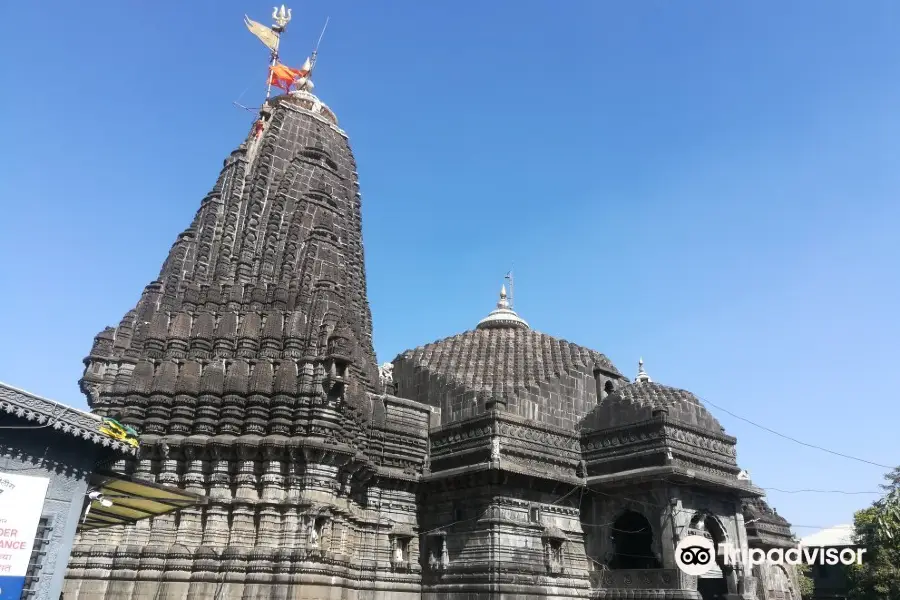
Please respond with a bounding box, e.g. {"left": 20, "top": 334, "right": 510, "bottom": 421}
{"left": 305, "top": 514, "right": 328, "bottom": 558}
{"left": 543, "top": 527, "right": 568, "bottom": 576}
{"left": 424, "top": 530, "right": 447, "bottom": 572}
{"left": 390, "top": 530, "right": 413, "bottom": 570}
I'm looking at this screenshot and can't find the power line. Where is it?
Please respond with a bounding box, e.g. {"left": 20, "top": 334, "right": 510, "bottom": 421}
{"left": 690, "top": 393, "right": 893, "bottom": 470}
{"left": 762, "top": 487, "right": 881, "bottom": 496}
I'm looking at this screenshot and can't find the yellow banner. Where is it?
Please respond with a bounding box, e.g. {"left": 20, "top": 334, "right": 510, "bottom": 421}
{"left": 244, "top": 16, "right": 279, "bottom": 52}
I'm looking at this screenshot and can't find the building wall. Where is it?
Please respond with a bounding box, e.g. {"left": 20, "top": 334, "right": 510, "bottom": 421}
{"left": 809, "top": 552, "right": 852, "bottom": 600}
{"left": 0, "top": 424, "right": 106, "bottom": 600}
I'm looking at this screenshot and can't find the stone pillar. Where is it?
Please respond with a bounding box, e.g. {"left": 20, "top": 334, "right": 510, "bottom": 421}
{"left": 79, "top": 544, "right": 114, "bottom": 600}
{"left": 220, "top": 548, "right": 248, "bottom": 600}
{"left": 234, "top": 441, "right": 259, "bottom": 501}
{"left": 660, "top": 497, "right": 682, "bottom": 569}
{"left": 258, "top": 506, "right": 281, "bottom": 549}
{"left": 132, "top": 546, "right": 167, "bottom": 600}
{"left": 187, "top": 547, "right": 221, "bottom": 600}
{"left": 157, "top": 546, "right": 193, "bottom": 600}
{"left": 105, "top": 543, "right": 140, "bottom": 598}
{"left": 261, "top": 445, "right": 285, "bottom": 503}
{"left": 178, "top": 443, "right": 208, "bottom": 546}
{"left": 285, "top": 447, "right": 304, "bottom": 505}
{"left": 201, "top": 504, "right": 231, "bottom": 548}
{"left": 279, "top": 507, "right": 300, "bottom": 550}
{"left": 151, "top": 443, "right": 180, "bottom": 545}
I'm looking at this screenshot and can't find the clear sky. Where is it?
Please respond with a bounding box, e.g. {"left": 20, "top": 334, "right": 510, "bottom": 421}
{"left": 1, "top": 1, "right": 898, "bottom": 535}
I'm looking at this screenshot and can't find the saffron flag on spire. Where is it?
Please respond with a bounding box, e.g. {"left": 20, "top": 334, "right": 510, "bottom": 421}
{"left": 268, "top": 59, "right": 311, "bottom": 92}
{"left": 244, "top": 15, "right": 280, "bottom": 52}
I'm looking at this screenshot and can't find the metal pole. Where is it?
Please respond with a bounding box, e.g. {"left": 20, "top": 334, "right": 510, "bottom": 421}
{"left": 265, "top": 35, "right": 280, "bottom": 100}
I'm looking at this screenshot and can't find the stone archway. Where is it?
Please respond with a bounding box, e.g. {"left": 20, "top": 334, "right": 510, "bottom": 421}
{"left": 766, "top": 564, "right": 796, "bottom": 600}
{"left": 609, "top": 510, "right": 661, "bottom": 569}
{"left": 692, "top": 513, "right": 731, "bottom": 600}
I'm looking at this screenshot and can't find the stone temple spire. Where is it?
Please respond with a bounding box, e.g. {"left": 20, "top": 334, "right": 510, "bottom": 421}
{"left": 476, "top": 284, "right": 529, "bottom": 330}
{"left": 79, "top": 87, "right": 379, "bottom": 419}
{"left": 68, "top": 81, "right": 390, "bottom": 599}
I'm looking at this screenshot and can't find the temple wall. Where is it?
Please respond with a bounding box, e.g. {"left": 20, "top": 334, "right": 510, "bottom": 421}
{"left": 420, "top": 479, "right": 592, "bottom": 600}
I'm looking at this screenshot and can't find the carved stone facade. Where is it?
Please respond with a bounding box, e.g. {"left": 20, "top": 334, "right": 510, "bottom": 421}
{"left": 63, "top": 85, "right": 798, "bottom": 600}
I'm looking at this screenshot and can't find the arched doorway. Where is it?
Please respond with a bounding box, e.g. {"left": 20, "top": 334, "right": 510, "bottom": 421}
{"left": 692, "top": 514, "right": 731, "bottom": 600}
{"left": 609, "top": 511, "right": 661, "bottom": 569}
{"left": 766, "top": 564, "right": 796, "bottom": 600}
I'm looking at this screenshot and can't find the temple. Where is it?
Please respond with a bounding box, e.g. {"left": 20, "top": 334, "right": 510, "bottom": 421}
{"left": 63, "top": 18, "right": 803, "bottom": 600}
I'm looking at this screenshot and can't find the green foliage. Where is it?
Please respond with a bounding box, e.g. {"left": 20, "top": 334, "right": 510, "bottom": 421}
{"left": 846, "top": 467, "right": 900, "bottom": 600}
{"left": 876, "top": 467, "right": 900, "bottom": 541}
{"left": 796, "top": 563, "right": 815, "bottom": 600}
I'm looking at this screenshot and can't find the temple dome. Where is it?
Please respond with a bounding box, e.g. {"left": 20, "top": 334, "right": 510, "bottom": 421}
{"left": 393, "top": 287, "right": 624, "bottom": 429}
{"left": 583, "top": 376, "right": 724, "bottom": 433}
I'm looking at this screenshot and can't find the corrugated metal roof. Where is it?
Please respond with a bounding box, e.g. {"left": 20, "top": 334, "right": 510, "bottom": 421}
{"left": 800, "top": 524, "right": 855, "bottom": 547}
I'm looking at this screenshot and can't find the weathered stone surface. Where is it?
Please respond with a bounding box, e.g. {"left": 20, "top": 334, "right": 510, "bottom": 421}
{"left": 64, "top": 90, "right": 429, "bottom": 600}
{"left": 393, "top": 326, "right": 624, "bottom": 429}
{"left": 63, "top": 82, "right": 796, "bottom": 600}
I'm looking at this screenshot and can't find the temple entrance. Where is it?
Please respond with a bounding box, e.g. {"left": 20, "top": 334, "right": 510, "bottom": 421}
{"left": 609, "top": 511, "right": 661, "bottom": 569}
{"left": 766, "top": 565, "right": 796, "bottom": 600}
{"left": 693, "top": 514, "right": 730, "bottom": 600}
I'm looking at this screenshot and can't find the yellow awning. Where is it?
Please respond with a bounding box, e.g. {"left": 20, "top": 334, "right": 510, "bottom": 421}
{"left": 78, "top": 471, "right": 207, "bottom": 532}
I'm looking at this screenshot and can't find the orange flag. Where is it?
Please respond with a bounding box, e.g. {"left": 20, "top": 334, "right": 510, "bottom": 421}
{"left": 269, "top": 62, "right": 306, "bottom": 91}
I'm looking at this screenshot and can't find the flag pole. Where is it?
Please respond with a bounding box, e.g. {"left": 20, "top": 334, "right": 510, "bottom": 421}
{"left": 309, "top": 17, "right": 330, "bottom": 79}
{"left": 266, "top": 37, "right": 279, "bottom": 100}
{"left": 267, "top": 5, "right": 293, "bottom": 99}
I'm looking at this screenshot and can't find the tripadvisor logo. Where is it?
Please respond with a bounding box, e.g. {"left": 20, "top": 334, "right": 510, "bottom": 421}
{"left": 675, "top": 535, "right": 866, "bottom": 576}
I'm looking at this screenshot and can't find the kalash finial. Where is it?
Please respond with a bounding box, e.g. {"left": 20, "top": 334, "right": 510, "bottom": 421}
{"left": 476, "top": 281, "right": 529, "bottom": 330}
{"left": 635, "top": 358, "right": 652, "bottom": 383}
{"left": 498, "top": 285, "right": 510, "bottom": 308}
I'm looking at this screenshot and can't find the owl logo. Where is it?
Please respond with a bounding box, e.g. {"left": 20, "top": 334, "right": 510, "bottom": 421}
{"left": 675, "top": 535, "right": 716, "bottom": 576}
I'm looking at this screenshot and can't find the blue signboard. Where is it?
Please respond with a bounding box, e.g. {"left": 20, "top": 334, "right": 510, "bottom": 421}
{"left": 0, "top": 575, "right": 26, "bottom": 600}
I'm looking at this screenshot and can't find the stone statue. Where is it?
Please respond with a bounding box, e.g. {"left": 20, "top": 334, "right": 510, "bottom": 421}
{"left": 378, "top": 362, "right": 393, "bottom": 389}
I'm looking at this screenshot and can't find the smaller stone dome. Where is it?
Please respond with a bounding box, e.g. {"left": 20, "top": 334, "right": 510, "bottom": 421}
{"left": 476, "top": 285, "right": 529, "bottom": 330}
{"left": 584, "top": 362, "right": 723, "bottom": 433}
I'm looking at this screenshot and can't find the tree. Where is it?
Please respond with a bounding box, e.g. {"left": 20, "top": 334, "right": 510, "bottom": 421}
{"left": 796, "top": 563, "right": 815, "bottom": 600}
{"left": 847, "top": 467, "right": 900, "bottom": 600}
{"left": 875, "top": 467, "right": 900, "bottom": 541}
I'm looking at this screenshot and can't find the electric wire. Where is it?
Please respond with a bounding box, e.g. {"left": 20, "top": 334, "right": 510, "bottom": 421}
{"left": 692, "top": 392, "right": 892, "bottom": 469}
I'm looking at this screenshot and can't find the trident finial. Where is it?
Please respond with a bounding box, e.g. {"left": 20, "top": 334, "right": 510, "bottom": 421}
{"left": 272, "top": 5, "right": 292, "bottom": 30}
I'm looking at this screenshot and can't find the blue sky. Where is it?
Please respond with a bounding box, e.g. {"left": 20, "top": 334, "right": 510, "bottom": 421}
{"left": 1, "top": 1, "right": 898, "bottom": 534}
